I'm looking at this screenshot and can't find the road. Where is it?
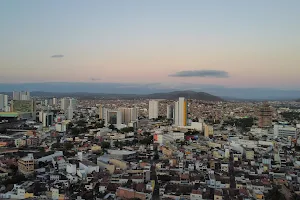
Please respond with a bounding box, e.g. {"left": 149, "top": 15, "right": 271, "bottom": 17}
{"left": 229, "top": 152, "right": 236, "bottom": 189}
{"left": 150, "top": 163, "right": 160, "bottom": 200}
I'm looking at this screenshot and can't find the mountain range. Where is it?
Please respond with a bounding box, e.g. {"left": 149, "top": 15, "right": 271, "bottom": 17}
{"left": 0, "top": 90, "right": 222, "bottom": 101}
{"left": 0, "top": 82, "right": 299, "bottom": 100}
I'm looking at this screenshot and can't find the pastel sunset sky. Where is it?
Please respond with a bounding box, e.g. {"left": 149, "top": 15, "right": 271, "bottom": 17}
{"left": 1, "top": 0, "right": 299, "bottom": 89}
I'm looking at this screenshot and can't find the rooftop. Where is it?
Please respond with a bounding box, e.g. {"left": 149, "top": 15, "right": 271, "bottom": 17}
{"left": 107, "top": 149, "right": 137, "bottom": 155}
{"left": 20, "top": 154, "right": 34, "bottom": 161}
{"left": 81, "top": 159, "right": 97, "bottom": 167}
{"left": 0, "top": 112, "right": 19, "bottom": 117}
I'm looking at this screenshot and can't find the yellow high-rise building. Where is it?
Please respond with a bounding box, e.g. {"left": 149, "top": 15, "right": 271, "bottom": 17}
{"left": 98, "top": 104, "right": 104, "bottom": 119}
{"left": 174, "top": 97, "right": 188, "bottom": 126}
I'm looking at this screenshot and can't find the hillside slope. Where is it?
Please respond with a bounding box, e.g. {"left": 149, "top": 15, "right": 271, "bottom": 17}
{"left": 144, "top": 90, "right": 222, "bottom": 101}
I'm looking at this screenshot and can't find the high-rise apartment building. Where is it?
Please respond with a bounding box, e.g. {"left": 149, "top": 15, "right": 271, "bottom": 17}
{"left": 53, "top": 98, "right": 58, "bottom": 105}
{"left": 119, "top": 107, "right": 139, "bottom": 124}
{"left": 104, "top": 109, "right": 122, "bottom": 126}
{"left": 98, "top": 104, "right": 105, "bottom": 119}
{"left": 61, "top": 98, "right": 70, "bottom": 111}
{"left": 130, "top": 107, "right": 139, "bottom": 122}
{"left": 166, "top": 105, "right": 174, "bottom": 119}
{"left": 42, "top": 112, "right": 54, "bottom": 127}
{"left": 67, "top": 106, "right": 74, "bottom": 120}
{"left": 13, "top": 91, "right": 30, "bottom": 100}
{"left": 69, "top": 98, "right": 77, "bottom": 109}
{"left": 39, "top": 111, "right": 43, "bottom": 122}
{"left": 45, "top": 98, "right": 53, "bottom": 106}
{"left": 148, "top": 100, "right": 159, "bottom": 119}
{"left": 258, "top": 103, "right": 272, "bottom": 128}
{"left": 13, "top": 91, "right": 19, "bottom": 100}
{"left": 0, "top": 94, "right": 8, "bottom": 111}
{"left": 119, "top": 108, "right": 129, "bottom": 124}
{"left": 174, "top": 97, "right": 187, "bottom": 126}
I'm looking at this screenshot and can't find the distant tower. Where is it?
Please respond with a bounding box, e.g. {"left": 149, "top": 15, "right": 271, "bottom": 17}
{"left": 52, "top": 98, "right": 57, "bottom": 105}
{"left": 61, "top": 98, "right": 70, "bottom": 111}
{"left": 13, "top": 91, "right": 30, "bottom": 100}
{"left": 20, "top": 91, "right": 30, "bottom": 100}
{"left": 166, "top": 105, "right": 174, "bottom": 119}
{"left": 67, "top": 106, "right": 74, "bottom": 120}
{"left": 69, "top": 98, "right": 77, "bottom": 110}
{"left": 0, "top": 94, "right": 8, "bottom": 111}
{"left": 130, "top": 107, "right": 139, "bottom": 122}
{"left": 98, "top": 104, "right": 105, "bottom": 119}
{"left": 13, "top": 91, "right": 20, "bottom": 100}
{"left": 148, "top": 100, "right": 159, "bottom": 119}
{"left": 258, "top": 103, "right": 272, "bottom": 128}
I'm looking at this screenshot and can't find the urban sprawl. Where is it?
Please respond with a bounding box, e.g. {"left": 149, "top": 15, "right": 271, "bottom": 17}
{"left": 0, "top": 91, "right": 300, "bottom": 200}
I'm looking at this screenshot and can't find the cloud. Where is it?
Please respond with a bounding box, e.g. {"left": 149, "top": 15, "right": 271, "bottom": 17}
{"left": 90, "top": 77, "right": 101, "bottom": 81}
{"left": 169, "top": 70, "right": 229, "bottom": 78}
{"left": 51, "top": 54, "right": 64, "bottom": 58}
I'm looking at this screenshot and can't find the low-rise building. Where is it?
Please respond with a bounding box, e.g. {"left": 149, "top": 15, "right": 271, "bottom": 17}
{"left": 18, "top": 153, "right": 34, "bottom": 175}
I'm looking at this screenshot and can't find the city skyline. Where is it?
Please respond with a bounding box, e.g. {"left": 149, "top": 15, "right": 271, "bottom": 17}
{"left": 1, "top": 1, "right": 300, "bottom": 88}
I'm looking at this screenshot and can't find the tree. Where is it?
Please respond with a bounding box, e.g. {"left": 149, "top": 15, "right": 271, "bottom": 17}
{"left": 120, "top": 127, "right": 134, "bottom": 133}
{"left": 64, "top": 142, "right": 74, "bottom": 150}
{"left": 101, "top": 141, "right": 110, "bottom": 149}
{"left": 139, "top": 136, "right": 153, "bottom": 145}
{"left": 70, "top": 128, "right": 80, "bottom": 136}
{"left": 38, "top": 147, "right": 45, "bottom": 152}
{"left": 95, "top": 121, "right": 104, "bottom": 128}
{"left": 132, "top": 139, "right": 138, "bottom": 145}
{"left": 281, "top": 112, "right": 300, "bottom": 121}
{"left": 153, "top": 150, "right": 159, "bottom": 160}
{"left": 108, "top": 124, "right": 115, "bottom": 130}
{"left": 51, "top": 143, "right": 61, "bottom": 149}
{"left": 143, "top": 132, "right": 151, "bottom": 136}
{"left": 8, "top": 164, "right": 18, "bottom": 174}
{"left": 38, "top": 161, "right": 46, "bottom": 168}
{"left": 192, "top": 117, "right": 199, "bottom": 122}
{"left": 33, "top": 181, "right": 46, "bottom": 195}
{"left": 224, "top": 117, "right": 255, "bottom": 131}
{"left": 124, "top": 179, "right": 133, "bottom": 188}
{"left": 76, "top": 120, "right": 86, "bottom": 126}
{"left": 265, "top": 186, "right": 286, "bottom": 200}
{"left": 2, "top": 174, "right": 27, "bottom": 185}
{"left": 68, "top": 122, "right": 74, "bottom": 129}
{"left": 114, "top": 140, "right": 124, "bottom": 148}
{"left": 291, "top": 194, "right": 300, "bottom": 200}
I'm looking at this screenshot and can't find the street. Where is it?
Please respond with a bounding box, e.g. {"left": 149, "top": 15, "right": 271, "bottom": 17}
{"left": 151, "top": 163, "right": 160, "bottom": 200}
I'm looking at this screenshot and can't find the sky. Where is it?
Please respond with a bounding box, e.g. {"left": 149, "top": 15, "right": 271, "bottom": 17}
{"left": 0, "top": 0, "right": 300, "bottom": 89}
